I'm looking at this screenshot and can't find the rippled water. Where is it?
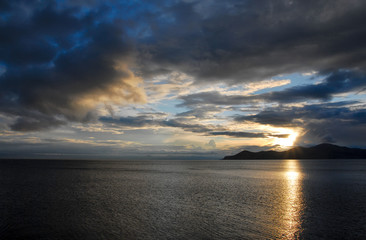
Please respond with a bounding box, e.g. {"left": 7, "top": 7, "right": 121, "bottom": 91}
{"left": 0, "top": 159, "right": 366, "bottom": 239}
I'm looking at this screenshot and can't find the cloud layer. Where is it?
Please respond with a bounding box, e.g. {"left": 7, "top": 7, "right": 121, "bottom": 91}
{"left": 2, "top": 0, "right": 366, "bottom": 131}
{"left": 139, "top": 0, "right": 366, "bottom": 82}
{"left": 237, "top": 102, "right": 366, "bottom": 146}
{"left": 0, "top": 1, "right": 146, "bottom": 131}
{"left": 1, "top": 0, "right": 366, "bottom": 157}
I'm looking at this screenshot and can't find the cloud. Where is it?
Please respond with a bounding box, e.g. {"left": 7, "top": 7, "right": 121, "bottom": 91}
{"left": 100, "top": 115, "right": 275, "bottom": 138}
{"left": 10, "top": 114, "right": 66, "bottom": 132}
{"left": 176, "top": 105, "right": 225, "bottom": 119}
{"left": 138, "top": 0, "right": 366, "bottom": 82}
{"left": 237, "top": 101, "right": 366, "bottom": 146}
{"left": 243, "top": 79, "right": 291, "bottom": 94}
{"left": 263, "top": 70, "right": 366, "bottom": 102}
{"left": 178, "top": 91, "right": 253, "bottom": 107}
{"left": 143, "top": 72, "right": 194, "bottom": 103}
{"left": 210, "top": 131, "right": 289, "bottom": 138}
{"left": 237, "top": 101, "right": 363, "bottom": 126}
{"left": 100, "top": 115, "right": 215, "bottom": 133}
{"left": 100, "top": 115, "right": 219, "bottom": 133}
{"left": 206, "top": 139, "right": 216, "bottom": 149}
{"left": 210, "top": 131, "right": 267, "bottom": 138}
{"left": 178, "top": 70, "right": 366, "bottom": 107}
{"left": 0, "top": 1, "right": 146, "bottom": 131}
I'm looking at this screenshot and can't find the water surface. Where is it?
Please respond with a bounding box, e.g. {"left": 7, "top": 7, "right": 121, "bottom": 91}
{"left": 0, "top": 159, "right": 365, "bottom": 239}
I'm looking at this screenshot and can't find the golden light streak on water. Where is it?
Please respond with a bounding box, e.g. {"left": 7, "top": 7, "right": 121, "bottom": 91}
{"left": 282, "top": 160, "right": 304, "bottom": 239}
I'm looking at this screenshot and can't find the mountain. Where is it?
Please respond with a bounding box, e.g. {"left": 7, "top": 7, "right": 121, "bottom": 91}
{"left": 223, "top": 143, "right": 366, "bottom": 160}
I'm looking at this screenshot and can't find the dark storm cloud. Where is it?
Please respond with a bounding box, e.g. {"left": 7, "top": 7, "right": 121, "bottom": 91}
{"left": 236, "top": 102, "right": 365, "bottom": 127}
{"left": 0, "top": 1, "right": 145, "bottom": 131}
{"left": 301, "top": 119, "right": 366, "bottom": 147}
{"left": 179, "top": 70, "right": 366, "bottom": 107}
{"left": 0, "top": 4, "right": 83, "bottom": 66}
{"left": 139, "top": 0, "right": 366, "bottom": 82}
{"left": 10, "top": 114, "right": 65, "bottom": 132}
{"left": 237, "top": 102, "right": 366, "bottom": 146}
{"left": 264, "top": 70, "right": 366, "bottom": 102}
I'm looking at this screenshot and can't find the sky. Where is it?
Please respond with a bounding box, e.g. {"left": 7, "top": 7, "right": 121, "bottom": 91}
{"left": 1, "top": 0, "right": 366, "bottom": 159}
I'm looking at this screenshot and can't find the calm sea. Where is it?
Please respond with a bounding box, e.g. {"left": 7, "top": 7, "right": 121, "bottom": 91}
{"left": 0, "top": 159, "right": 365, "bottom": 239}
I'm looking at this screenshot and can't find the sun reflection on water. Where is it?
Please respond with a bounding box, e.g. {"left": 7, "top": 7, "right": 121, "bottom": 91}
{"left": 282, "top": 160, "right": 304, "bottom": 239}
{"left": 286, "top": 171, "right": 299, "bottom": 181}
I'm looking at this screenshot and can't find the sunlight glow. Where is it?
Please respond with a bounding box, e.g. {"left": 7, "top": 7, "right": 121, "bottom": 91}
{"left": 274, "top": 130, "right": 299, "bottom": 147}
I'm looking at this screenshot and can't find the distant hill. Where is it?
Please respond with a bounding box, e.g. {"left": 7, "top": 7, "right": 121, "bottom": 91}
{"left": 223, "top": 143, "right": 366, "bottom": 160}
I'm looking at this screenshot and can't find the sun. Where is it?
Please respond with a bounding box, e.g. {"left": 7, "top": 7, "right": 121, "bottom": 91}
{"left": 274, "top": 130, "right": 299, "bottom": 148}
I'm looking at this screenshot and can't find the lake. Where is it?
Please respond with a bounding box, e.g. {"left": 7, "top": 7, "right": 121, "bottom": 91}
{"left": 0, "top": 159, "right": 365, "bottom": 239}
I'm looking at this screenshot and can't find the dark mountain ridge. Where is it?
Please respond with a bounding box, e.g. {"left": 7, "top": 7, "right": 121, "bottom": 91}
{"left": 223, "top": 143, "right": 366, "bottom": 160}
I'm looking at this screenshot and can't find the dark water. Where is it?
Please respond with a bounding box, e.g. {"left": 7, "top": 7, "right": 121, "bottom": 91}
{"left": 0, "top": 159, "right": 366, "bottom": 239}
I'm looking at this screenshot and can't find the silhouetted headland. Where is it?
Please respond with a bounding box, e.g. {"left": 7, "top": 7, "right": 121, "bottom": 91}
{"left": 223, "top": 143, "right": 366, "bottom": 160}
